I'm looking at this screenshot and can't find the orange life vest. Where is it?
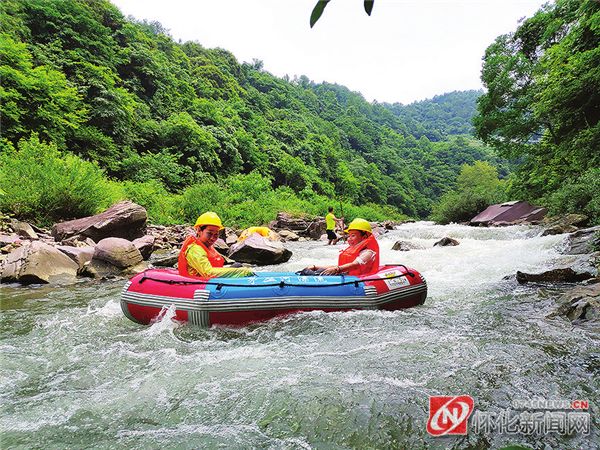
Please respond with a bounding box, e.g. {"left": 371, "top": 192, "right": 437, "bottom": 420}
{"left": 178, "top": 235, "right": 225, "bottom": 277}
{"left": 338, "top": 234, "right": 380, "bottom": 276}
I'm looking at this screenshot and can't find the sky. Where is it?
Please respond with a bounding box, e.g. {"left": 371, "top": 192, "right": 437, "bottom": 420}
{"left": 110, "top": 0, "right": 547, "bottom": 105}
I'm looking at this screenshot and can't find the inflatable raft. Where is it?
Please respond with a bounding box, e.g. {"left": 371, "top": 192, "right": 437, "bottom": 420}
{"left": 121, "top": 265, "right": 427, "bottom": 328}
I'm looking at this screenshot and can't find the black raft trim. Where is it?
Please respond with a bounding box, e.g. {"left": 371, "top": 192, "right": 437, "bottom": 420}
{"left": 138, "top": 264, "right": 416, "bottom": 289}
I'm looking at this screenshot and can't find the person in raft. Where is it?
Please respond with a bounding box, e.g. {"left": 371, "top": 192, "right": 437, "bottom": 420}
{"left": 305, "top": 218, "right": 380, "bottom": 276}
{"left": 325, "top": 206, "right": 344, "bottom": 245}
{"left": 178, "top": 211, "right": 255, "bottom": 278}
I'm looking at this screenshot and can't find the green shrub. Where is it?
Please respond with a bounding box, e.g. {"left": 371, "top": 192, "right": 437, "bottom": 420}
{"left": 174, "top": 171, "right": 408, "bottom": 229}
{"left": 120, "top": 179, "right": 179, "bottom": 225}
{"left": 0, "top": 134, "right": 114, "bottom": 226}
{"left": 546, "top": 168, "right": 600, "bottom": 225}
{"left": 431, "top": 161, "right": 507, "bottom": 224}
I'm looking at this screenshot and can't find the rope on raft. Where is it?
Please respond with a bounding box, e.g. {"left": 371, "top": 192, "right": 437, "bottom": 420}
{"left": 138, "top": 265, "right": 416, "bottom": 290}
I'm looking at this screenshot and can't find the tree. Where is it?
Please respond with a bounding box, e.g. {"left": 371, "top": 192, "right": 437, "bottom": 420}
{"left": 474, "top": 0, "right": 599, "bottom": 219}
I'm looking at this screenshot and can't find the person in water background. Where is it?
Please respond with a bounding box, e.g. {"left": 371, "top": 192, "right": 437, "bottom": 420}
{"left": 304, "top": 218, "right": 380, "bottom": 276}
{"left": 325, "top": 206, "right": 344, "bottom": 245}
{"left": 178, "top": 211, "right": 255, "bottom": 278}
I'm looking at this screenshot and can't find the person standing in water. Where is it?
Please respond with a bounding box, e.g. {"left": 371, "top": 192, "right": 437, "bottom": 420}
{"left": 325, "top": 206, "right": 344, "bottom": 245}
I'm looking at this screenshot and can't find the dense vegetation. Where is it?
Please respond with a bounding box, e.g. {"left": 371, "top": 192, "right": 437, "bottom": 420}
{"left": 0, "top": 0, "right": 505, "bottom": 227}
{"left": 474, "top": 0, "right": 600, "bottom": 224}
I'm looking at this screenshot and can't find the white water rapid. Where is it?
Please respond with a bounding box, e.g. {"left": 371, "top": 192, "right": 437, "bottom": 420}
{"left": 1, "top": 222, "right": 598, "bottom": 449}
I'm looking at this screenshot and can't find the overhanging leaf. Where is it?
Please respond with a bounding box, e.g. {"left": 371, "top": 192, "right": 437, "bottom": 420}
{"left": 364, "top": 0, "right": 374, "bottom": 16}
{"left": 310, "top": 0, "right": 331, "bottom": 28}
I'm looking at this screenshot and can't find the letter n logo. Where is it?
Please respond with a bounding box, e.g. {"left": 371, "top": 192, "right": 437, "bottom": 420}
{"left": 427, "top": 395, "right": 474, "bottom": 436}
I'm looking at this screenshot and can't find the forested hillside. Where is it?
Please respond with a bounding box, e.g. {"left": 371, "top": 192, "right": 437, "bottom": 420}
{"left": 384, "top": 90, "right": 482, "bottom": 141}
{"left": 0, "top": 0, "right": 502, "bottom": 226}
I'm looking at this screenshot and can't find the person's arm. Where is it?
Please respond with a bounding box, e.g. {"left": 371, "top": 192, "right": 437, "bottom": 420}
{"left": 320, "top": 249, "right": 375, "bottom": 275}
{"left": 186, "top": 245, "right": 254, "bottom": 278}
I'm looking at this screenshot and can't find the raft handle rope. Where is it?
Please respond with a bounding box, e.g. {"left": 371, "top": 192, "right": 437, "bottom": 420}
{"left": 139, "top": 264, "right": 415, "bottom": 289}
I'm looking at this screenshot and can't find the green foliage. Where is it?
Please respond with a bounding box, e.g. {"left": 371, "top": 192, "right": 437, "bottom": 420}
{"left": 475, "top": 0, "right": 600, "bottom": 223}
{"left": 0, "top": 134, "right": 114, "bottom": 225}
{"left": 545, "top": 168, "right": 600, "bottom": 224}
{"left": 176, "top": 172, "right": 407, "bottom": 229}
{"left": 0, "top": 33, "right": 87, "bottom": 147}
{"left": 119, "top": 179, "right": 178, "bottom": 224}
{"left": 0, "top": 0, "right": 509, "bottom": 225}
{"left": 432, "top": 161, "right": 507, "bottom": 224}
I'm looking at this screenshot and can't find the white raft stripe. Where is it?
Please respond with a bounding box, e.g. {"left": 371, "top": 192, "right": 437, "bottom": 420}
{"left": 121, "top": 283, "right": 426, "bottom": 312}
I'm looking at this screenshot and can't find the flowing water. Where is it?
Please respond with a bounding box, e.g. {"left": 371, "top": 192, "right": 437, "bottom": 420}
{"left": 1, "top": 222, "right": 598, "bottom": 449}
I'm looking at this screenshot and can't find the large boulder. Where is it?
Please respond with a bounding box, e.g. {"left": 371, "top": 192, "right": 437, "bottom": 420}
{"left": 547, "top": 282, "right": 600, "bottom": 323}
{"left": 56, "top": 245, "right": 95, "bottom": 272}
{"left": 563, "top": 226, "right": 600, "bottom": 255}
{"left": 52, "top": 201, "right": 147, "bottom": 242}
{"left": 228, "top": 233, "right": 292, "bottom": 265}
{"left": 93, "top": 237, "right": 143, "bottom": 268}
{"left": 516, "top": 268, "right": 595, "bottom": 284}
{"left": 392, "top": 240, "right": 424, "bottom": 251}
{"left": 278, "top": 230, "right": 300, "bottom": 241}
{"left": 269, "top": 212, "right": 324, "bottom": 240}
{"left": 1, "top": 241, "right": 78, "bottom": 284}
{"left": 213, "top": 238, "right": 230, "bottom": 256}
{"left": 471, "top": 200, "right": 546, "bottom": 226}
{"left": 10, "top": 220, "right": 38, "bottom": 240}
{"left": 149, "top": 249, "right": 179, "bottom": 267}
{"left": 223, "top": 227, "right": 239, "bottom": 246}
{"left": 132, "top": 235, "right": 155, "bottom": 260}
{"left": 434, "top": 237, "right": 460, "bottom": 247}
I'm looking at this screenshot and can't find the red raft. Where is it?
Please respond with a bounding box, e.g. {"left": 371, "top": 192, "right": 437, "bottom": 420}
{"left": 121, "top": 265, "right": 427, "bottom": 328}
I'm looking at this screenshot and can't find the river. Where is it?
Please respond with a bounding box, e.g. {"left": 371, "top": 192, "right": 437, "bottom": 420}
{"left": 1, "top": 222, "right": 598, "bottom": 449}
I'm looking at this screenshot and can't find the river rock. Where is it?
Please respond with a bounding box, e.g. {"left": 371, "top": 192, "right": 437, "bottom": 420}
{"left": 1, "top": 241, "right": 78, "bottom": 284}
{"left": 52, "top": 201, "right": 147, "bottom": 242}
{"left": 223, "top": 228, "right": 239, "bottom": 246}
{"left": 563, "top": 226, "right": 600, "bottom": 255}
{"left": 0, "top": 234, "right": 21, "bottom": 246}
{"left": 542, "top": 225, "right": 579, "bottom": 236}
{"left": 149, "top": 249, "right": 179, "bottom": 267}
{"left": 93, "top": 237, "right": 143, "bottom": 268}
{"left": 305, "top": 219, "right": 326, "bottom": 240}
{"left": 10, "top": 220, "right": 38, "bottom": 240}
{"left": 132, "top": 235, "right": 155, "bottom": 260}
{"left": 228, "top": 233, "right": 292, "bottom": 265}
{"left": 83, "top": 258, "right": 148, "bottom": 279}
{"left": 213, "top": 238, "right": 229, "bottom": 256}
{"left": 547, "top": 282, "right": 600, "bottom": 323}
{"left": 278, "top": 230, "right": 300, "bottom": 241}
{"left": 516, "top": 268, "right": 595, "bottom": 284}
{"left": 434, "top": 237, "right": 460, "bottom": 247}
{"left": 56, "top": 245, "right": 95, "bottom": 272}
{"left": 269, "top": 212, "right": 324, "bottom": 240}
{"left": 541, "top": 213, "right": 588, "bottom": 236}
{"left": 392, "top": 240, "right": 424, "bottom": 251}
{"left": 60, "top": 235, "right": 96, "bottom": 247}
{"left": 371, "top": 226, "right": 387, "bottom": 237}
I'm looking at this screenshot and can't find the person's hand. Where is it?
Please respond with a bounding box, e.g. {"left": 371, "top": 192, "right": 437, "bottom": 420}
{"left": 321, "top": 266, "right": 340, "bottom": 276}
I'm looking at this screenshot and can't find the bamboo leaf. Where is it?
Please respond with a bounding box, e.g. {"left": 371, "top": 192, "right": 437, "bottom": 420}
{"left": 310, "top": 0, "right": 331, "bottom": 28}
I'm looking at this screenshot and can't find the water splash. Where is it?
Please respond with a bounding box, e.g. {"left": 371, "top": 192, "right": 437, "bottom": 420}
{"left": 1, "top": 223, "right": 597, "bottom": 448}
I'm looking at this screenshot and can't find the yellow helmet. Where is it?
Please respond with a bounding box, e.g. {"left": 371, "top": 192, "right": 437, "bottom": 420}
{"left": 194, "top": 211, "right": 224, "bottom": 230}
{"left": 344, "top": 218, "right": 372, "bottom": 234}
